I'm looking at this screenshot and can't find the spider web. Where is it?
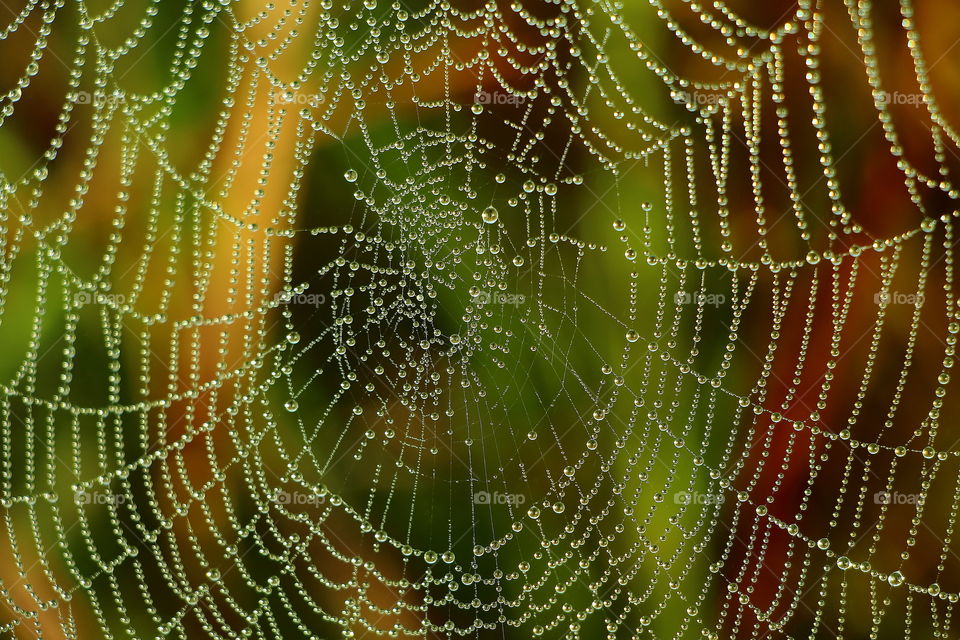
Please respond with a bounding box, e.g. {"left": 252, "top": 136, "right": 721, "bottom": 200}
{"left": 0, "top": 0, "right": 958, "bottom": 638}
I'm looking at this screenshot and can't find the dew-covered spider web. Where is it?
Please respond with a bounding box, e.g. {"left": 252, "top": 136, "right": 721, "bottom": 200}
{"left": 1, "top": 0, "right": 960, "bottom": 638}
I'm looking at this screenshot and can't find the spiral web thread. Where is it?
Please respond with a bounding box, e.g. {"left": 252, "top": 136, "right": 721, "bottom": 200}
{"left": 0, "top": 0, "right": 959, "bottom": 638}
